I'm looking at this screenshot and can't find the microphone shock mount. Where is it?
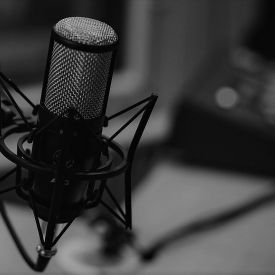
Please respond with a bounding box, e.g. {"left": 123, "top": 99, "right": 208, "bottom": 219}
{"left": 0, "top": 71, "right": 157, "bottom": 272}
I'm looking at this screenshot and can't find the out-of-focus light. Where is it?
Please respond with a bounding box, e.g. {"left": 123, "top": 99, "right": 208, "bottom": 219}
{"left": 215, "top": 86, "right": 239, "bottom": 109}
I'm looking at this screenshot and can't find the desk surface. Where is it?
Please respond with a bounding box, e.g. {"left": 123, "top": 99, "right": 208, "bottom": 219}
{"left": 0, "top": 160, "right": 274, "bottom": 274}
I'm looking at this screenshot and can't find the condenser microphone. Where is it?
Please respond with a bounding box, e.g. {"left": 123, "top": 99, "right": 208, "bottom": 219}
{"left": 31, "top": 17, "right": 118, "bottom": 223}
{"left": 0, "top": 16, "right": 156, "bottom": 272}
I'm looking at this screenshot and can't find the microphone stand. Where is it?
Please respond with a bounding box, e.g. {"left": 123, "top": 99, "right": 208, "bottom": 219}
{"left": 0, "top": 71, "right": 157, "bottom": 272}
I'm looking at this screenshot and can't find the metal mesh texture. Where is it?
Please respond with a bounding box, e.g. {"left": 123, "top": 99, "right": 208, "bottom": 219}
{"left": 44, "top": 17, "right": 117, "bottom": 119}
{"left": 54, "top": 17, "right": 118, "bottom": 46}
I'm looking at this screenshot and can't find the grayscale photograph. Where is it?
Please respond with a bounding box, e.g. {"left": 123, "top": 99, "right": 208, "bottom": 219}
{"left": 0, "top": 0, "right": 273, "bottom": 274}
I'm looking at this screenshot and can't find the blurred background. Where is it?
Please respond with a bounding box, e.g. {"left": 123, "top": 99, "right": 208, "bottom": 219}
{"left": 1, "top": 0, "right": 275, "bottom": 274}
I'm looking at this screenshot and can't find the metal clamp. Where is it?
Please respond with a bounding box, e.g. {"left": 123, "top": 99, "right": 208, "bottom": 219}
{"left": 36, "top": 244, "right": 57, "bottom": 258}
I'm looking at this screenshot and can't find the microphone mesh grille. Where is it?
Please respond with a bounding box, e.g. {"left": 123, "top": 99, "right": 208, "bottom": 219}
{"left": 54, "top": 17, "right": 118, "bottom": 46}
{"left": 44, "top": 17, "right": 117, "bottom": 119}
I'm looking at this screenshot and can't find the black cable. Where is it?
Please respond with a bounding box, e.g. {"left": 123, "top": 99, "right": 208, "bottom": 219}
{"left": 140, "top": 190, "right": 275, "bottom": 261}
{"left": 0, "top": 201, "right": 49, "bottom": 272}
{"left": 0, "top": 72, "right": 36, "bottom": 109}
{"left": 0, "top": 200, "right": 37, "bottom": 269}
{"left": 0, "top": 78, "right": 32, "bottom": 130}
{"left": 0, "top": 167, "right": 17, "bottom": 181}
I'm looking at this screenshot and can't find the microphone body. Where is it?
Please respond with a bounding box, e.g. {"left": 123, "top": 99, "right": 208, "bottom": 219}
{"left": 31, "top": 17, "right": 118, "bottom": 223}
